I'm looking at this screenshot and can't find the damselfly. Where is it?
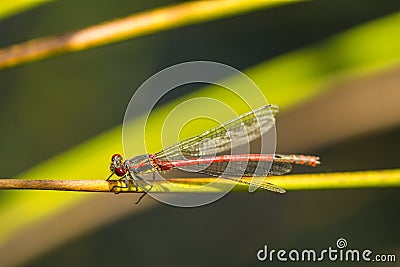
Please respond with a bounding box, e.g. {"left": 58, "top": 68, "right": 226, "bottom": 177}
{"left": 108, "top": 104, "right": 320, "bottom": 199}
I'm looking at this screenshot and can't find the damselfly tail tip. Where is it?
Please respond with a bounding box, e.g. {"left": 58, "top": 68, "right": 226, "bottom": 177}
{"left": 306, "top": 155, "right": 321, "bottom": 167}
{"left": 314, "top": 156, "right": 321, "bottom": 166}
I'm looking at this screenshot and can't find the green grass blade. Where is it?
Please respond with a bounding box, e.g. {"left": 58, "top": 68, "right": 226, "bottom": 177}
{"left": 1, "top": 9, "right": 400, "bottom": 251}
{"left": 0, "top": 0, "right": 51, "bottom": 21}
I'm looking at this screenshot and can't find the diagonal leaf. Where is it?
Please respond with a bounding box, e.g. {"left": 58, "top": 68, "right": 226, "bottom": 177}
{"left": 0, "top": 0, "right": 52, "bottom": 21}
{"left": 1, "top": 9, "right": 400, "bottom": 260}
{"left": 0, "top": 0, "right": 300, "bottom": 69}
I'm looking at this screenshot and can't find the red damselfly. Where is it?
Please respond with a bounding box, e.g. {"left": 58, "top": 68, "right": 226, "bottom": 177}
{"left": 108, "top": 104, "right": 320, "bottom": 199}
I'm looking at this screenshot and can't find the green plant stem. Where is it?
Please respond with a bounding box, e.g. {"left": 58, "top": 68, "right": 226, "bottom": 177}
{"left": 0, "top": 0, "right": 298, "bottom": 70}
{"left": 1, "top": 169, "right": 399, "bottom": 193}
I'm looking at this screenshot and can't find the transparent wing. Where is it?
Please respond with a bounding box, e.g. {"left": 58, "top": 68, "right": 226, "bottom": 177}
{"left": 155, "top": 104, "right": 279, "bottom": 161}
{"left": 170, "top": 160, "right": 292, "bottom": 177}
{"left": 167, "top": 160, "right": 289, "bottom": 193}
{"left": 234, "top": 176, "right": 286, "bottom": 193}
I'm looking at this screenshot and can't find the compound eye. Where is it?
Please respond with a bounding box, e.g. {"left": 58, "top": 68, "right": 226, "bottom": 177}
{"left": 115, "top": 167, "right": 126, "bottom": 177}
{"left": 111, "top": 153, "right": 122, "bottom": 162}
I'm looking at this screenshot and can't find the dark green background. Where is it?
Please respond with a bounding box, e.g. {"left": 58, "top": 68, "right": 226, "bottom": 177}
{"left": 0, "top": 1, "right": 399, "bottom": 266}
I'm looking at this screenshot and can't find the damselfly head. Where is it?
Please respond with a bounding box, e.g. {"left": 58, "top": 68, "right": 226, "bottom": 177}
{"left": 110, "top": 153, "right": 126, "bottom": 177}
{"left": 111, "top": 153, "right": 123, "bottom": 162}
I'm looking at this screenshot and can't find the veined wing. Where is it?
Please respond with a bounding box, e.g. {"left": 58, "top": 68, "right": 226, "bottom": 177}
{"left": 164, "top": 160, "right": 290, "bottom": 194}
{"left": 155, "top": 104, "right": 279, "bottom": 161}
{"left": 234, "top": 177, "right": 286, "bottom": 193}
{"left": 166, "top": 160, "right": 292, "bottom": 177}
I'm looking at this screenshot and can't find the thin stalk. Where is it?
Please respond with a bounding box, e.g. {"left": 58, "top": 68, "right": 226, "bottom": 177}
{"left": 0, "top": 169, "right": 399, "bottom": 193}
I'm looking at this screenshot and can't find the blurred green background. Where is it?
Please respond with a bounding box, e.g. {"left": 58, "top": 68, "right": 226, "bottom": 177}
{"left": 0, "top": 0, "right": 399, "bottom": 266}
